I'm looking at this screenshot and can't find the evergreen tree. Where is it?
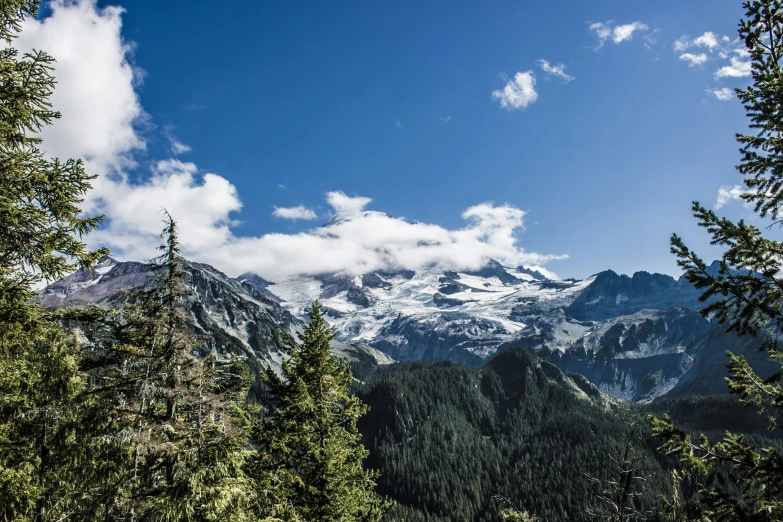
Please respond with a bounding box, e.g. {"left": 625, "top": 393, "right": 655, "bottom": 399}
{"left": 0, "top": 0, "right": 108, "bottom": 519}
{"left": 651, "top": 1, "right": 783, "bottom": 520}
{"left": 252, "top": 301, "right": 392, "bottom": 521}
{"left": 90, "top": 214, "right": 255, "bottom": 521}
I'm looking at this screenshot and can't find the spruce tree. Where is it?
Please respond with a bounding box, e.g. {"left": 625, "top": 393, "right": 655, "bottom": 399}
{"left": 89, "top": 214, "right": 255, "bottom": 521}
{"left": 0, "top": 0, "right": 108, "bottom": 519}
{"left": 252, "top": 301, "right": 392, "bottom": 521}
{"left": 650, "top": 1, "right": 783, "bottom": 520}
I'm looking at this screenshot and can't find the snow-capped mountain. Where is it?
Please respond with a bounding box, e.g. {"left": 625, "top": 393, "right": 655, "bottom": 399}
{"left": 38, "top": 253, "right": 773, "bottom": 403}
{"left": 264, "top": 259, "right": 772, "bottom": 403}
{"left": 266, "top": 260, "right": 594, "bottom": 365}
{"left": 37, "top": 257, "right": 391, "bottom": 371}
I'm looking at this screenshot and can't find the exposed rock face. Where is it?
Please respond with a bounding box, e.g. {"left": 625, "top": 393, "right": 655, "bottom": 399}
{"left": 565, "top": 270, "right": 702, "bottom": 321}
{"left": 37, "top": 257, "right": 390, "bottom": 372}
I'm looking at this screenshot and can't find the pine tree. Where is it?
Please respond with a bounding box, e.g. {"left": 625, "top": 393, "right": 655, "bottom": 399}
{"left": 0, "top": 0, "right": 108, "bottom": 519}
{"left": 89, "top": 213, "right": 255, "bottom": 521}
{"left": 650, "top": 1, "right": 783, "bottom": 520}
{"left": 252, "top": 301, "right": 393, "bottom": 521}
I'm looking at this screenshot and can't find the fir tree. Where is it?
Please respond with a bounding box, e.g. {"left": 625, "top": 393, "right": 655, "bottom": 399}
{"left": 651, "top": 1, "right": 783, "bottom": 520}
{"left": 252, "top": 301, "right": 392, "bottom": 521}
{"left": 0, "top": 0, "right": 108, "bottom": 519}
{"left": 91, "top": 213, "right": 255, "bottom": 521}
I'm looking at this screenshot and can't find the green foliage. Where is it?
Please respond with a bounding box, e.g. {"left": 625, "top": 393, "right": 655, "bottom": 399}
{"left": 252, "top": 301, "right": 393, "bottom": 521}
{"left": 355, "top": 349, "right": 671, "bottom": 522}
{"left": 0, "top": 1, "right": 109, "bottom": 520}
{"left": 0, "top": 0, "right": 107, "bottom": 286}
{"left": 652, "top": 1, "right": 783, "bottom": 520}
{"left": 81, "top": 215, "right": 256, "bottom": 521}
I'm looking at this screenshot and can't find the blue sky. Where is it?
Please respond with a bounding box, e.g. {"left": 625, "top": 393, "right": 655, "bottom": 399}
{"left": 21, "top": 0, "right": 761, "bottom": 280}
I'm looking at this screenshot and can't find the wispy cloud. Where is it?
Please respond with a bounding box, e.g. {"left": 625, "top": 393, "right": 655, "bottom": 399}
{"left": 273, "top": 205, "right": 318, "bottom": 220}
{"left": 395, "top": 119, "right": 403, "bottom": 128}
{"left": 673, "top": 32, "right": 751, "bottom": 79}
{"left": 163, "top": 126, "right": 191, "bottom": 155}
{"left": 491, "top": 71, "right": 538, "bottom": 110}
{"left": 589, "top": 21, "right": 648, "bottom": 49}
{"left": 708, "top": 87, "right": 734, "bottom": 101}
{"left": 439, "top": 115, "right": 452, "bottom": 123}
{"left": 536, "top": 59, "right": 574, "bottom": 82}
{"left": 277, "top": 183, "right": 287, "bottom": 189}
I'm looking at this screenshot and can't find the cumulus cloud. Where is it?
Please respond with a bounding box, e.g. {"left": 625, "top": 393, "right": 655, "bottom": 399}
{"left": 272, "top": 206, "right": 318, "bottom": 220}
{"left": 491, "top": 71, "right": 538, "bottom": 110}
{"left": 715, "top": 56, "right": 752, "bottom": 78}
{"left": 715, "top": 185, "right": 747, "bottom": 209}
{"left": 536, "top": 59, "right": 574, "bottom": 82}
{"left": 205, "top": 197, "right": 567, "bottom": 280}
{"left": 694, "top": 32, "right": 720, "bottom": 49}
{"left": 326, "top": 191, "right": 373, "bottom": 214}
{"left": 94, "top": 183, "right": 566, "bottom": 280}
{"left": 709, "top": 87, "right": 734, "bottom": 101}
{"left": 15, "top": 0, "right": 566, "bottom": 281}
{"left": 679, "top": 52, "right": 707, "bottom": 66}
{"left": 590, "top": 21, "right": 648, "bottom": 48}
{"left": 12, "top": 0, "right": 145, "bottom": 172}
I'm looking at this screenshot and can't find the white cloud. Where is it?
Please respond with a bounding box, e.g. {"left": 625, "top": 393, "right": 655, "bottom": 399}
{"left": 273, "top": 206, "right": 318, "bottom": 220}
{"left": 537, "top": 59, "right": 574, "bottom": 82}
{"left": 676, "top": 32, "right": 721, "bottom": 52}
{"left": 14, "top": 0, "right": 566, "bottom": 281}
{"left": 715, "top": 185, "right": 747, "bottom": 209}
{"left": 679, "top": 52, "right": 708, "bottom": 66}
{"left": 709, "top": 87, "right": 734, "bottom": 101}
{"left": 326, "top": 191, "right": 373, "bottom": 214}
{"left": 694, "top": 32, "right": 720, "bottom": 49}
{"left": 673, "top": 31, "right": 751, "bottom": 80}
{"left": 94, "top": 183, "right": 566, "bottom": 280}
{"left": 205, "top": 197, "right": 567, "bottom": 280}
{"left": 590, "top": 21, "right": 648, "bottom": 48}
{"left": 491, "top": 71, "right": 538, "bottom": 110}
{"left": 12, "top": 0, "right": 145, "bottom": 172}
{"left": 87, "top": 160, "right": 242, "bottom": 262}
{"left": 715, "top": 56, "right": 752, "bottom": 78}
{"left": 673, "top": 37, "right": 690, "bottom": 52}
{"left": 439, "top": 115, "right": 452, "bottom": 122}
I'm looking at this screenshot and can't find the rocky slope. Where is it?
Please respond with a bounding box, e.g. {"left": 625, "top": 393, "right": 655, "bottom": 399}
{"left": 40, "top": 253, "right": 770, "bottom": 404}
{"left": 264, "top": 258, "right": 767, "bottom": 403}
{"left": 38, "top": 257, "right": 390, "bottom": 371}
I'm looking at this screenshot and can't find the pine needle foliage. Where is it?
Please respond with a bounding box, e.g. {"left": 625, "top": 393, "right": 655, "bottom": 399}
{"left": 87, "top": 214, "right": 255, "bottom": 521}
{"left": 651, "top": 1, "right": 783, "bottom": 520}
{"left": 252, "top": 301, "right": 393, "bottom": 521}
{"left": 0, "top": 0, "right": 108, "bottom": 520}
